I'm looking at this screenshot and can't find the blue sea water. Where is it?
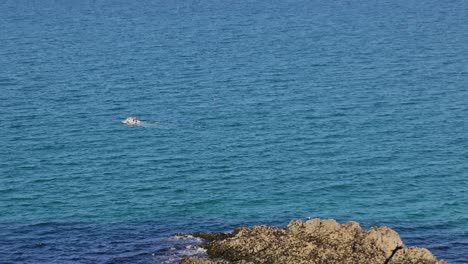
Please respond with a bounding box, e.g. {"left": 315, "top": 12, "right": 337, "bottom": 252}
{"left": 1, "top": 0, "right": 468, "bottom": 263}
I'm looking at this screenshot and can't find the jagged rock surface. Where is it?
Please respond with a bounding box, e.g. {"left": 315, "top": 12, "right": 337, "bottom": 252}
{"left": 180, "top": 218, "right": 445, "bottom": 264}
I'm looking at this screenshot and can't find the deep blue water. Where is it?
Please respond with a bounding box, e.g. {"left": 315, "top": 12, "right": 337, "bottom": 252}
{"left": 1, "top": 0, "right": 468, "bottom": 263}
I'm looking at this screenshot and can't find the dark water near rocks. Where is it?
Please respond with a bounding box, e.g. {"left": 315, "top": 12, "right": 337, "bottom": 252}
{"left": 1, "top": 0, "right": 468, "bottom": 263}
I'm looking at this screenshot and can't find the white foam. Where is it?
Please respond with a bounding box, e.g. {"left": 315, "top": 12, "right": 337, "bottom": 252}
{"left": 178, "top": 245, "right": 207, "bottom": 256}
{"left": 122, "top": 117, "right": 159, "bottom": 127}
{"left": 167, "top": 234, "right": 202, "bottom": 242}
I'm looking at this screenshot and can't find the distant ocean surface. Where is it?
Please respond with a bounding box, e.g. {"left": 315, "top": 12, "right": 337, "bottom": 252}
{"left": 1, "top": 0, "right": 467, "bottom": 263}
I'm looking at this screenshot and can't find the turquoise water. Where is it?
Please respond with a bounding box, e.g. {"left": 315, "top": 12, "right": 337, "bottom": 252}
{"left": 1, "top": 0, "right": 467, "bottom": 263}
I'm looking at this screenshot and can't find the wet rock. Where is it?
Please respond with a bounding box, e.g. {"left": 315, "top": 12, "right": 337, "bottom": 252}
{"left": 193, "top": 232, "right": 233, "bottom": 242}
{"left": 122, "top": 116, "right": 142, "bottom": 125}
{"left": 180, "top": 218, "right": 445, "bottom": 264}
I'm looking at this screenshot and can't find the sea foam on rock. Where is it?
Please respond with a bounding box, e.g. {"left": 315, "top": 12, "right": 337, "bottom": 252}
{"left": 180, "top": 218, "right": 445, "bottom": 264}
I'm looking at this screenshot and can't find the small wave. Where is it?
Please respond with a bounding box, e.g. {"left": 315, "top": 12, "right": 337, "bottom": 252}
{"left": 178, "top": 245, "right": 207, "bottom": 255}
{"left": 167, "top": 234, "right": 203, "bottom": 242}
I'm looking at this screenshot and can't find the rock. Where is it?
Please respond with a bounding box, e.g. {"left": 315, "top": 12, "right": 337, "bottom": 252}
{"left": 122, "top": 116, "right": 142, "bottom": 125}
{"left": 193, "top": 232, "right": 233, "bottom": 242}
{"left": 180, "top": 257, "right": 227, "bottom": 264}
{"left": 180, "top": 218, "right": 445, "bottom": 264}
{"left": 388, "top": 247, "right": 443, "bottom": 264}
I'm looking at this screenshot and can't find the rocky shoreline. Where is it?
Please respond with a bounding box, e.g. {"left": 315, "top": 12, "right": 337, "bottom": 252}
{"left": 179, "top": 218, "right": 445, "bottom": 264}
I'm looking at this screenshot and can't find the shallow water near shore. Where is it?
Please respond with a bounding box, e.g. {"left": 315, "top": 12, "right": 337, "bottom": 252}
{"left": 1, "top": 0, "right": 468, "bottom": 263}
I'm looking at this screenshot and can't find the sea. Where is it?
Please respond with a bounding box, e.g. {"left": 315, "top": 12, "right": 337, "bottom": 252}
{"left": 1, "top": 0, "right": 467, "bottom": 263}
